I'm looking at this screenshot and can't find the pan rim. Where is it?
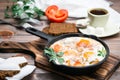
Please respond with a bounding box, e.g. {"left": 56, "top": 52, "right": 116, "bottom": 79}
{"left": 45, "top": 33, "right": 109, "bottom": 69}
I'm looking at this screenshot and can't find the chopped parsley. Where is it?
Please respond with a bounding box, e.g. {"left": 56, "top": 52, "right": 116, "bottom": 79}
{"left": 97, "top": 47, "right": 106, "bottom": 57}
{"left": 44, "top": 48, "right": 64, "bottom": 64}
{"left": 4, "top": 0, "right": 44, "bottom": 19}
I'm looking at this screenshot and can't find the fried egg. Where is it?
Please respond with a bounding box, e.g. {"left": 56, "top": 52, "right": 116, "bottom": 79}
{"left": 50, "top": 37, "right": 106, "bottom": 67}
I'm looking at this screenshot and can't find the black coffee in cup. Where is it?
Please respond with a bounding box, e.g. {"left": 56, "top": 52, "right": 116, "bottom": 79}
{"left": 88, "top": 8, "right": 109, "bottom": 27}
{"left": 90, "top": 9, "right": 108, "bottom": 15}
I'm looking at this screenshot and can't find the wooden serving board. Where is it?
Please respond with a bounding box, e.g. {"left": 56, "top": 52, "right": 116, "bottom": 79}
{"left": 0, "top": 40, "right": 120, "bottom": 80}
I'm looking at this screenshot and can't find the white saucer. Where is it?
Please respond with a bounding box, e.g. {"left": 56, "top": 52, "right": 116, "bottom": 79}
{"left": 79, "top": 21, "right": 120, "bottom": 38}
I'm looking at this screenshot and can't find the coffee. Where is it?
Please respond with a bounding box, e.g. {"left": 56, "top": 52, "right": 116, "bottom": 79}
{"left": 88, "top": 8, "right": 109, "bottom": 27}
{"left": 90, "top": 9, "right": 107, "bottom": 15}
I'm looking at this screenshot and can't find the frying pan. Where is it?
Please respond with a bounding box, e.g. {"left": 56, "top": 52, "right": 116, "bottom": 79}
{"left": 0, "top": 19, "right": 109, "bottom": 75}
{"left": 25, "top": 26, "right": 110, "bottom": 75}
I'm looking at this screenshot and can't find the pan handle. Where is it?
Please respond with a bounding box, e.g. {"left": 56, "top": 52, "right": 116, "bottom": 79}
{"left": 25, "top": 27, "right": 54, "bottom": 41}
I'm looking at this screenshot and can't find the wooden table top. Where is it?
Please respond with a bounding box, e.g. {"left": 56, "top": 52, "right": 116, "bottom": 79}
{"left": 0, "top": 0, "right": 120, "bottom": 80}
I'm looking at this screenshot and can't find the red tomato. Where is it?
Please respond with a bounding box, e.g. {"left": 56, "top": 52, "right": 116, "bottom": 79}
{"left": 45, "top": 5, "right": 68, "bottom": 22}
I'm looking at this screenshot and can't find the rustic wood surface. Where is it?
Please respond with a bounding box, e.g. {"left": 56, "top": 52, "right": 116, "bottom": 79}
{"left": 0, "top": 41, "right": 119, "bottom": 80}
{"left": 0, "top": 0, "right": 120, "bottom": 80}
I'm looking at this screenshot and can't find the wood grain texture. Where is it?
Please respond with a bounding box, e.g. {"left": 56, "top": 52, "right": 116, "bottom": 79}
{"left": 0, "top": 0, "right": 120, "bottom": 80}
{"left": 0, "top": 41, "right": 120, "bottom": 80}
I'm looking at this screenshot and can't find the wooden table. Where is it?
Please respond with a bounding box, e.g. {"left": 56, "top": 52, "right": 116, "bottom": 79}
{"left": 0, "top": 0, "right": 120, "bottom": 80}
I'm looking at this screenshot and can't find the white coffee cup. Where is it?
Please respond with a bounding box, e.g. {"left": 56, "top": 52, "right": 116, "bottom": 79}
{"left": 88, "top": 8, "right": 109, "bottom": 28}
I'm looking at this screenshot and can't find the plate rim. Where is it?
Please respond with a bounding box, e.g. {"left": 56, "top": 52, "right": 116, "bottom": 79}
{"left": 79, "top": 21, "right": 120, "bottom": 38}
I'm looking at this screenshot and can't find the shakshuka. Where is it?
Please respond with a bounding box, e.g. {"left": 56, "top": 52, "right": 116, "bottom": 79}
{"left": 50, "top": 37, "right": 106, "bottom": 67}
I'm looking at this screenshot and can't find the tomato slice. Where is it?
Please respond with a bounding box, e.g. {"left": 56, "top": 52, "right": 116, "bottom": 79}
{"left": 45, "top": 5, "right": 68, "bottom": 22}
{"left": 53, "top": 44, "right": 61, "bottom": 53}
{"left": 76, "top": 39, "right": 90, "bottom": 48}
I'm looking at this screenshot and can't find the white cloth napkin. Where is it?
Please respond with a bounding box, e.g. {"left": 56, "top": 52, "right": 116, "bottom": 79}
{"left": 35, "top": 0, "right": 110, "bottom": 17}
{"left": 0, "top": 57, "right": 36, "bottom": 80}
{"left": 0, "top": 63, "right": 20, "bottom": 70}
{"left": 34, "top": 0, "right": 120, "bottom": 26}
{"left": 0, "top": 57, "right": 27, "bottom": 70}
{"left": 0, "top": 58, "right": 5, "bottom": 64}
{"left": 4, "top": 56, "right": 27, "bottom": 65}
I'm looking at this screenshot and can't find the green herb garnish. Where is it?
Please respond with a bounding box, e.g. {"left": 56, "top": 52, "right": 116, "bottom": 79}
{"left": 4, "top": 6, "right": 11, "bottom": 18}
{"left": 98, "top": 47, "right": 106, "bottom": 57}
{"left": 4, "top": 0, "right": 44, "bottom": 19}
{"left": 44, "top": 48, "right": 64, "bottom": 64}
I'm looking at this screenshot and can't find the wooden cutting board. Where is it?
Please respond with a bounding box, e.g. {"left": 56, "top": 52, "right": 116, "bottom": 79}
{"left": 0, "top": 40, "right": 120, "bottom": 80}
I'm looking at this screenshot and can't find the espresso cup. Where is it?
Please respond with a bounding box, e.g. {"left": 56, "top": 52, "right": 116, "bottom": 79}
{"left": 88, "top": 8, "right": 109, "bottom": 28}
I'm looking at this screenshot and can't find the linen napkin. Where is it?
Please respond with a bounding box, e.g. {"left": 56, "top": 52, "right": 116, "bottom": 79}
{"left": 4, "top": 56, "right": 27, "bottom": 65}
{"left": 0, "top": 57, "right": 36, "bottom": 80}
{"left": 0, "top": 58, "right": 5, "bottom": 64}
{"left": 35, "top": 0, "right": 110, "bottom": 17}
{"left": 0, "top": 63, "right": 20, "bottom": 70}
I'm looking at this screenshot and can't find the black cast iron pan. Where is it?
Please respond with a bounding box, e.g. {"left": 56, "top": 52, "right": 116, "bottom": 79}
{"left": 0, "top": 20, "right": 109, "bottom": 75}
{"left": 25, "top": 26, "right": 110, "bottom": 75}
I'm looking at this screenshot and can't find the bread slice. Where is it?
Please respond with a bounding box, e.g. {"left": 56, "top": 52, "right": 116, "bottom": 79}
{"left": 0, "top": 56, "right": 28, "bottom": 79}
{"left": 42, "top": 26, "right": 50, "bottom": 34}
{"left": 0, "top": 63, "right": 20, "bottom": 80}
{"left": 5, "top": 56, "right": 28, "bottom": 68}
{"left": 0, "top": 70, "right": 20, "bottom": 80}
{"left": 49, "top": 23, "right": 78, "bottom": 35}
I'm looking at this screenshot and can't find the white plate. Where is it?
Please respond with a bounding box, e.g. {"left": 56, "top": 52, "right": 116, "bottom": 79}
{"left": 79, "top": 21, "right": 120, "bottom": 38}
